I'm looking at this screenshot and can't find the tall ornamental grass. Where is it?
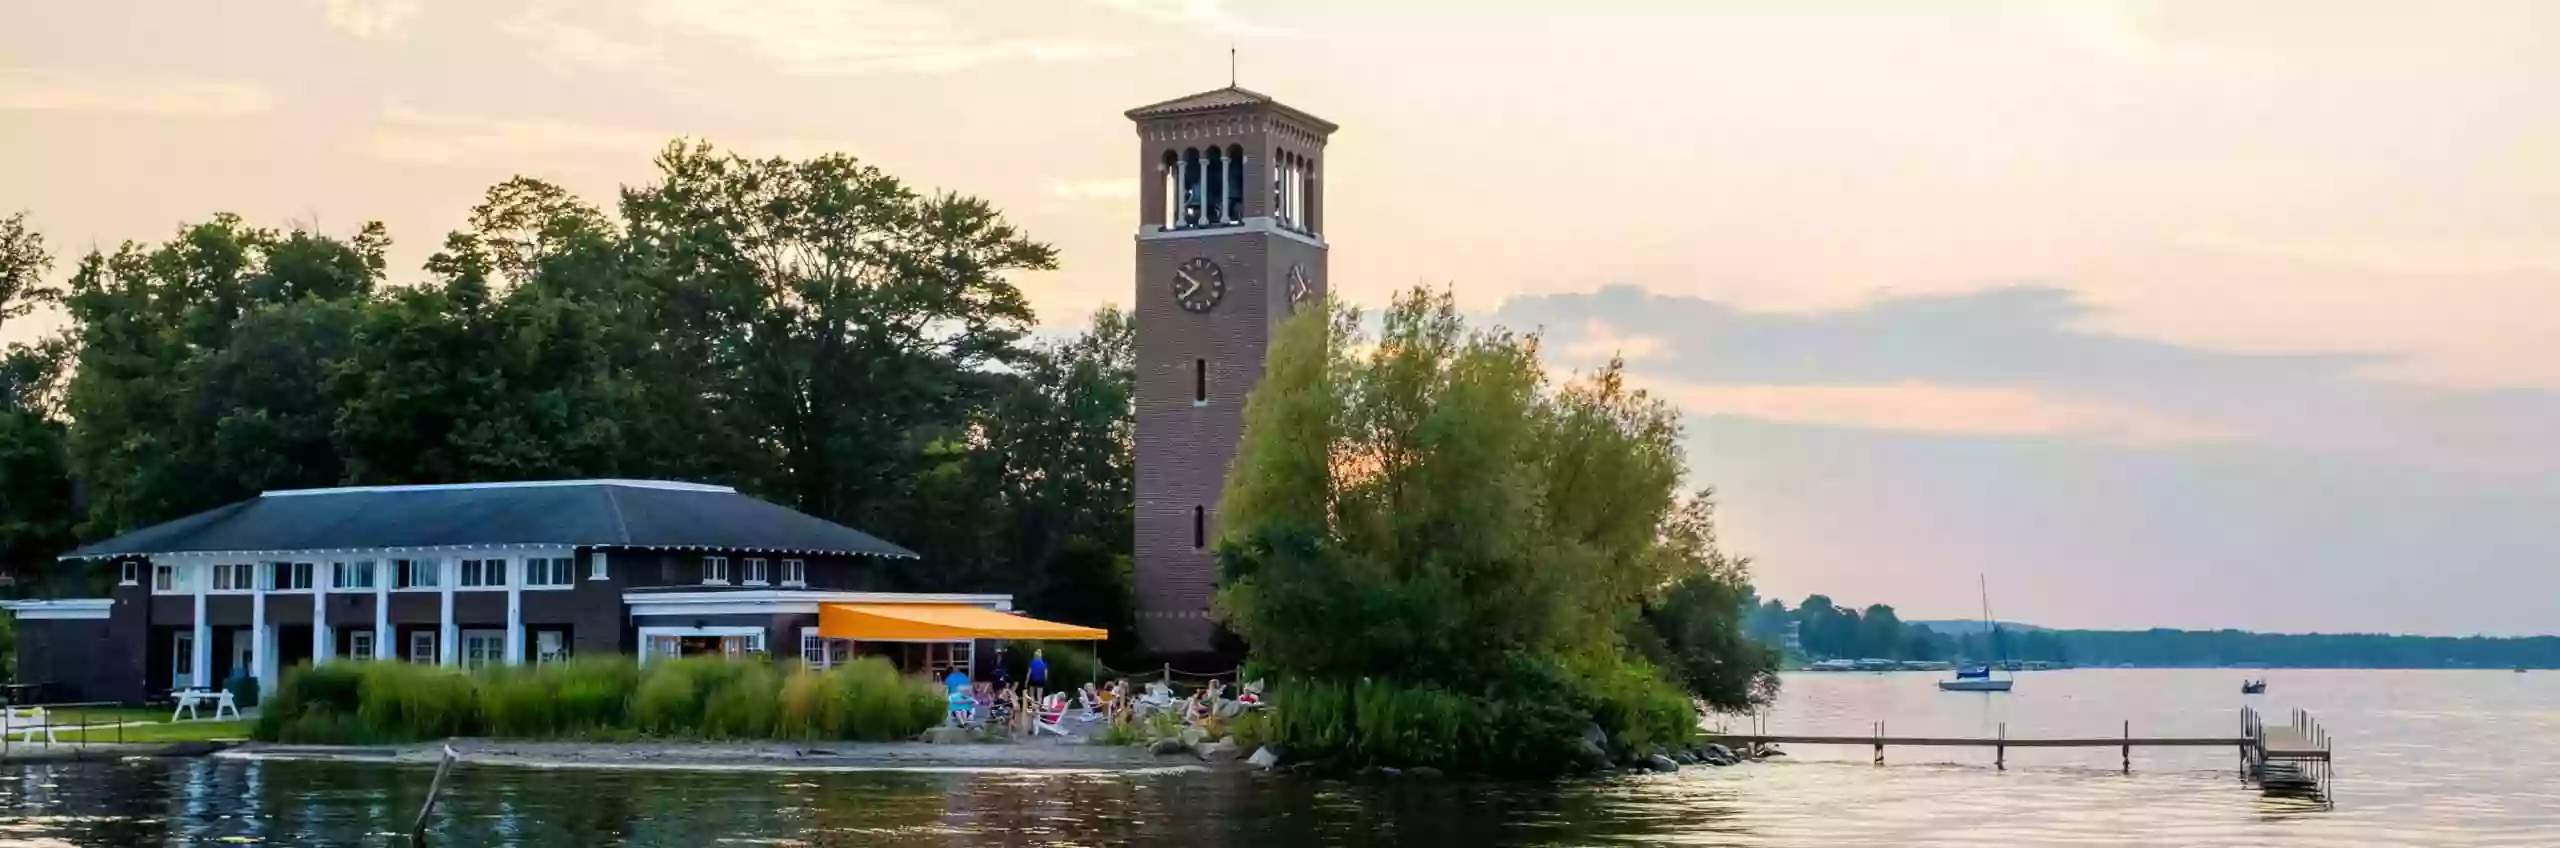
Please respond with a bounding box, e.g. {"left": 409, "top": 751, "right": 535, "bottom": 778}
{"left": 256, "top": 655, "right": 947, "bottom": 744}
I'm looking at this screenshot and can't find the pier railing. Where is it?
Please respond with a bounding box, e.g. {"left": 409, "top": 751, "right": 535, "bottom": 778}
{"left": 1706, "top": 707, "right": 2334, "bottom": 805}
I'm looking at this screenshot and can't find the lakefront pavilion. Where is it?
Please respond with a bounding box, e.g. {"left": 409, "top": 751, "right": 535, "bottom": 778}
{"left": 3, "top": 479, "right": 1108, "bottom": 704}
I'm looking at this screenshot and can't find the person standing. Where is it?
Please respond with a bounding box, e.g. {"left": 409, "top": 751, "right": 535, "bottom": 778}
{"left": 1028, "top": 649, "right": 1050, "bottom": 700}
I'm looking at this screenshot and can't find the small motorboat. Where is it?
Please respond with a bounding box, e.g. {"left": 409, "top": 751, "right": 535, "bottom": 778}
{"left": 2241, "top": 679, "right": 2267, "bottom": 694}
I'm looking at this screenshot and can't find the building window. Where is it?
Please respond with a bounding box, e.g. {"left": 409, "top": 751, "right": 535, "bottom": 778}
{"left": 742, "top": 558, "right": 768, "bottom": 585}
{"left": 1194, "top": 358, "right": 1207, "bottom": 404}
{"left": 589, "top": 551, "right": 609, "bottom": 581}
{"left": 350, "top": 630, "right": 375, "bottom": 660}
{"left": 703, "top": 556, "right": 730, "bottom": 585}
{"left": 409, "top": 631, "right": 437, "bottom": 664}
{"left": 268, "top": 562, "right": 313, "bottom": 591}
{"left": 460, "top": 630, "right": 505, "bottom": 671}
{"left": 213, "top": 563, "right": 253, "bottom": 591}
{"left": 781, "top": 558, "right": 807, "bottom": 587}
{"left": 1193, "top": 505, "right": 1206, "bottom": 549}
{"left": 460, "top": 558, "right": 507, "bottom": 588}
{"left": 394, "top": 559, "right": 438, "bottom": 590}
{"left": 334, "top": 561, "right": 377, "bottom": 590}
{"left": 119, "top": 561, "right": 140, "bottom": 586}
{"left": 154, "top": 564, "right": 175, "bottom": 592}
{"left": 527, "top": 557, "right": 573, "bottom": 587}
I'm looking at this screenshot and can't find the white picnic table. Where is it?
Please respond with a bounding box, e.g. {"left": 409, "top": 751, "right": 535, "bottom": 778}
{"left": 170, "top": 688, "right": 240, "bottom": 722}
{"left": 1, "top": 706, "right": 57, "bottom": 743}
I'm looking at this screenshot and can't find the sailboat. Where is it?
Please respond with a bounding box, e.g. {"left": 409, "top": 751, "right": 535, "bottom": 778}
{"left": 1939, "top": 575, "right": 2015, "bottom": 692}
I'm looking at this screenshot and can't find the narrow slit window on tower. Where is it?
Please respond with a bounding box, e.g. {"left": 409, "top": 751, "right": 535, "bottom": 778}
{"left": 1193, "top": 505, "right": 1206, "bottom": 549}
{"left": 1194, "top": 358, "right": 1207, "bottom": 404}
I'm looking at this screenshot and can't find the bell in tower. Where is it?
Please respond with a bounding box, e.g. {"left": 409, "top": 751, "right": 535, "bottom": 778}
{"left": 1125, "top": 86, "right": 1337, "bottom": 655}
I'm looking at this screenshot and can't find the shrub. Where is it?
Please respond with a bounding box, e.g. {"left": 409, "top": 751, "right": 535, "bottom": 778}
{"left": 357, "top": 661, "right": 480, "bottom": 740}
{"left": 700, "top": 659, "right": 783, "bottom": 739}
{"left": 777, "top": 668, "right": 854, "bottom": 740}
{"left": 630, "top": 656, "right": 718, "bottom": 735}
{"left": 253, "top": 654, "right": 953, "bottom": 745}
{"left": 839, "top": 657, "right": 944, "bottom": 741}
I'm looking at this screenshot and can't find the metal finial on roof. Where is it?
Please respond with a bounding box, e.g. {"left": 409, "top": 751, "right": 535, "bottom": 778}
{"left": 1230, "top": 46, "right": 1237, "bottom": 87}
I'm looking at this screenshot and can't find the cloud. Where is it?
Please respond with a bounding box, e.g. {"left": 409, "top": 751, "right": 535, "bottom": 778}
{"left": 1042, "top": 178, "right": 1140, "bottom": 202}
{"left": 354, "top": 107, "right": 667, "bottom": 167}
{"left": 322, "top": 0, "right": 422, "bottom": 39}
{"left": 352, "top": 107, "right": 844, "bottom": 168}
{"left": 1500, "top": 285, "right": 2560, "bottom": 471}
{"left": 1557, "top": 319, "right": 1663, "bottom": 364}
{"left": 0, "top": 68, "right": 275, "bottom": 118}
{"left": 501, "top": 9, "right": 660, "bottom": 73}
{"left": 1652, "top": 381, "right": 2230, "bottom": 447}
{"left": 636, "top": 0, "right": 1131, "bottom": 74}
{"left": 1086, "top": 0, "right": 1291, "bottom": 37}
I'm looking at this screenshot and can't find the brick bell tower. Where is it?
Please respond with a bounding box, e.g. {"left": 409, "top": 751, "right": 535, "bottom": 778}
{"left": 1127, "top": 87, "right": 1335, "bottom": 654}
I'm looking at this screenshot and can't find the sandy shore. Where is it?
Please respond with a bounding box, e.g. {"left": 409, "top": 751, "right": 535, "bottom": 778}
{"left": 216, "top": 738, "right": 1202, "bottom": 774}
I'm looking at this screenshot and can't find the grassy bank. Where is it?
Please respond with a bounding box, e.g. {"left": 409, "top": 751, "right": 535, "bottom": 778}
{"left": 255, "top": 656, "right": 947, "bottom": 744}
{"left": 1264, "top": 655, "right": 1697, "bottom": 776}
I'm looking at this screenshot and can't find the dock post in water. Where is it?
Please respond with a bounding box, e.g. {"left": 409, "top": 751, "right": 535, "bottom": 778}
{"left": 1995, "top": 722, "right": 2005, "bottom": 771}
{"left": 411, "top": 744, "right": 459, "bottom": 846}
{"left": 2121, "top": 720, "right": 2130, "bottom": 774}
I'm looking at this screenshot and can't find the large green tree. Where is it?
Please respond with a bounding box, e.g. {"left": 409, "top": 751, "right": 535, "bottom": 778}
{"left": 27, "top": 142, "right": 1141, "bottom": 640}
{"left": 1217, "top": 286, "right": 1773, "bottom": 701}
{"left": 0, "top": 212, "right": 75, "bottom": 589}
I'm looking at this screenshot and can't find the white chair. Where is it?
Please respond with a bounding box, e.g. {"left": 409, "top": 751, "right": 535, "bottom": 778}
{"left": 1134, "top": 682, "right": 1178, "bottom": 717}
{"left": 2, "top": 707, "right": 55, "bottom": 743}
{"left": 1032, "top": 694, "right": 1071, "bottom": 737}
{"left": 1073, "top": 684, "right": 1107, "bottom": 722}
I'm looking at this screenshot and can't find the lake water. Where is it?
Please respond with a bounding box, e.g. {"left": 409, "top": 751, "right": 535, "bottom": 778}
{"left": 1, "top": 669, "right": 2553, "bottom": 846}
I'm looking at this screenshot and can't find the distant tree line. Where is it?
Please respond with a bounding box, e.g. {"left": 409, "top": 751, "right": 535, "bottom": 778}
{"left": 0, "top": 143, "right": 1139, "bottom": 658}
{"left": 1743, "top": 592, "right": 2560, "bottom": 668}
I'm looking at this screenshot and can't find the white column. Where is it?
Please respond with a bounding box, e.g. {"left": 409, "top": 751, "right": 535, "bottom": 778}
{"left": 373, "top": 561, "right": 392, "bottom": 660}
{"left": 504, "top": 557, "right": 525, "bottom": 666}
{"left": 313, "top": 561, "right": 332, "bottom": 665}
{"left": 250, "top": 566, "right": 271, "bottom": 694}
{"left": 190, "top": 564, "right": 211, "bottom": 688}
{"left": 437, "top": 557, "right": 458, "bottom": 666}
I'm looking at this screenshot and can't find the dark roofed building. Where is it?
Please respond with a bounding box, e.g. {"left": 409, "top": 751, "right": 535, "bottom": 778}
{"left": 5, "top": 479, "right": 1014, "bottom": 704}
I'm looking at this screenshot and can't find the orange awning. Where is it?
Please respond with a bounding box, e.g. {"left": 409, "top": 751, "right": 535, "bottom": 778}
{"left": 818, "top": 603, "right": 1108, "bottom": 642}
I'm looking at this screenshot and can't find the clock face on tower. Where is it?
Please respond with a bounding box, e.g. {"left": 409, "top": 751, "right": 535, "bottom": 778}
{"left": 1174, "top": 257, "right": 1226, "bottom": 313}
{"left": 1286, "top": 262, "right": 1313, "bottom": 305}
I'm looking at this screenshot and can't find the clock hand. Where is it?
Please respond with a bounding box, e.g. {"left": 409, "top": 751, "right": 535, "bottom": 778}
{"left": 1175, "top": 269, "right": 1200, "bottom": 297}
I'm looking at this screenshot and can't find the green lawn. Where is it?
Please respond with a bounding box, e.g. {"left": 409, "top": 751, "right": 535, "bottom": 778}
{"left": 33, "top": 718, "right": 256, "bottom": 744}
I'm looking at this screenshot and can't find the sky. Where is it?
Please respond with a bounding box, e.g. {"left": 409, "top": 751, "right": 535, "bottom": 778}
{"left": 4, "top": 0, "right": 2555, "bottom": 635}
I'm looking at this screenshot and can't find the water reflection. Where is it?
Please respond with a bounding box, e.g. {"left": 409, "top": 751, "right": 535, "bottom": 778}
{"left": 0, "top": 671, "right": 2553, "bottom": 846}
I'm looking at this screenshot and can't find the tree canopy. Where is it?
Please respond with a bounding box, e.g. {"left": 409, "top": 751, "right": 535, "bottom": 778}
{"left": 1215, "top": 288, "right": 1775, "bottom": 711}
{"left": 0, "top": 142, "right": 1138, "bottom": 655}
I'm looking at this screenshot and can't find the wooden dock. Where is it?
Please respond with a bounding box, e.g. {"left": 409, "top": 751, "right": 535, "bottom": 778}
{"left": 1704, "top": 707, "right": 2334, "bottom": 805}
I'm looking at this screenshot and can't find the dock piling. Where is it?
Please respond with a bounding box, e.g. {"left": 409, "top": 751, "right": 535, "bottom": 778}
{"left": 2122, "top": 720, "right": 2130, "bottom": 774}
{"left": 1995, "top": 722, "right": 2005, "bottom": 771}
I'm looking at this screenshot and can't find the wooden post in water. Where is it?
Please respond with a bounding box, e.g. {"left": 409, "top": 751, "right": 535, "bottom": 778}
{"left": 1995, "top": 722, "right": 2006, "bottom": 771}
{"left": 411, "top": 744, "right": 459, "bottom": 846}
{"left": 1872, "top": 721, "right": 1884, "bottom": 766}
{"left": 2122, "top": 720, "right": 2131, "bottom": 774}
